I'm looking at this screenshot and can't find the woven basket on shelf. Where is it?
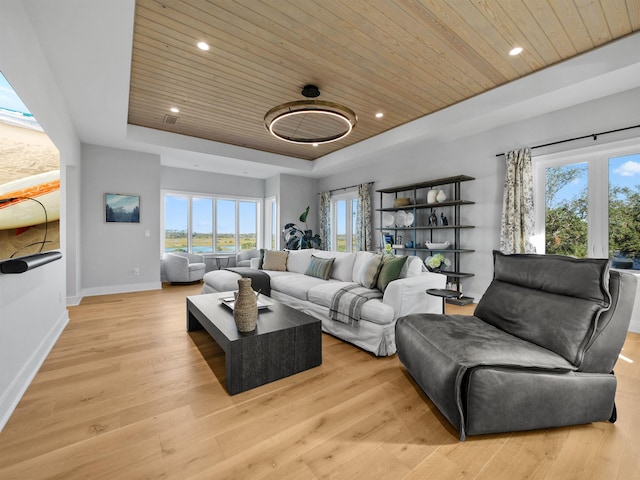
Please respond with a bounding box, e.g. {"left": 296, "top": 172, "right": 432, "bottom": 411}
{"left": 394, "top": 197, "right": 411, "bottom": 207}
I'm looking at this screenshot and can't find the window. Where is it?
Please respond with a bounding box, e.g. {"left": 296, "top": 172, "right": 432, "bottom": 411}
{"left": 164, "top": 195, "right": 189, "bottom": 252}
{"left": 534, "top": 139, "right": 640, "bottom": 270}
{"left": 163, "top": 192, "right": 261, "bottom": 254}
{"left": 265, "top": 196, "right": 278, "bottom": 250}
{"left": 331, "top": 192, "right": 358, "bottom": 252}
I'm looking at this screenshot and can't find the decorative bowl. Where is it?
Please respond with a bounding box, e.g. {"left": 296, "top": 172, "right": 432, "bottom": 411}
{"left": 425, "top": 241, "right": 450, "bottom": 250}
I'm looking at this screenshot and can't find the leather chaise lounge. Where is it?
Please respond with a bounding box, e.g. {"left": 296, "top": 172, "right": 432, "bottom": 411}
{"left": 396, "top": 251, "right": 637, "bottom": 440}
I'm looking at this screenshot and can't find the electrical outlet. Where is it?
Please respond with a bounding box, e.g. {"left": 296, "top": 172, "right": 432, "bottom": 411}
{"left": 133, "top": 267, "right": 140, "bottom": 276}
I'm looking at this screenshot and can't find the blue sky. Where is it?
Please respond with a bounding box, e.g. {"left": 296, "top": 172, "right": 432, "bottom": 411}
{"left": 0, "top": 72, "right": 30, "bottom": 113}
{"left": 165, "top": 195, "right": 256, "bottom": 233}
{"left": 550, "top": 153, "right": 640, "bottom": 203}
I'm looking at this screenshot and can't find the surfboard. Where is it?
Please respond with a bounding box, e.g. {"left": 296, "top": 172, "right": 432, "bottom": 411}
{"left": 0, "top": 170, "right": 60, "bottom": 230}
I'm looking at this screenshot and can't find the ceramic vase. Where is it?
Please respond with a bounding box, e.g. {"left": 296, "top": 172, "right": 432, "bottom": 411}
{"left": 233, "top": 278, "right": 258, "bottom": 332}
{"left": 436, "top": 190, "right": 447, "bottom": 202}
{"left": 427, "top": 189, "right": 438, "bottom": 204}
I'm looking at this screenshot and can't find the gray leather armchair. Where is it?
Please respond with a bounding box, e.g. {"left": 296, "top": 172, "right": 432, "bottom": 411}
{"left": 396, "top": 251, "right": 637, "bottom": 440}
{"left": 162, "top": 252, "right": 206, "bottom": 283}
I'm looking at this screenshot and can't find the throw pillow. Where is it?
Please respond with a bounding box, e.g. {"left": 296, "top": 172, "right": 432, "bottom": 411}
{"left": 377, "top": 255, "right": 408, "bottom": 292}
{"left": 305, "top": 255, "right": 335, "bottom": 280}
{"left": 262, "top": 250, "right": 288, "bottom": 271}
{"left": 258, "top": 248, "right": 266, "bottom": 269}
{"left": 358, "top": 254, "right": 384, "bottom": 289}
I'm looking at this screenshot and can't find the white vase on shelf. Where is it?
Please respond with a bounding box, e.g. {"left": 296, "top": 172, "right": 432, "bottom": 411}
{"left": 427, "top": 189, "right": 438, "bottom": 204}
{"left": 436, "top": 190, "right": 447, "bottom": 202}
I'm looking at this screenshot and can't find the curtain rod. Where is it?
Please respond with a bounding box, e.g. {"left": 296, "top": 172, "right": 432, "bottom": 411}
{"left": 495, "top": 124, "right": 640, "bottom": 157}
{"left": 319, "top": 181, "right": 374, "bottom": 195}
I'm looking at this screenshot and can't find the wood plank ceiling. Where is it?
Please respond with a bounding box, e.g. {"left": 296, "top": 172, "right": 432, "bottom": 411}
{"left": 128, "top": 0, "right": 640, "bottom": 161}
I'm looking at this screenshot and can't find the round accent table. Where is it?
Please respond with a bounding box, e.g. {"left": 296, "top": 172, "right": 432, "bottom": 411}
{"left": 426, "top": 288, "right": 462, "bottom": 314}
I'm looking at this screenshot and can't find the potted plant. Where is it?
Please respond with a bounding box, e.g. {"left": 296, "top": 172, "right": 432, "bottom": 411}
{"left": 425, "top": 253, "right": 451, "bottom": 272}
{"left": 283, "top": 206, "right": 321, "bottom": 249}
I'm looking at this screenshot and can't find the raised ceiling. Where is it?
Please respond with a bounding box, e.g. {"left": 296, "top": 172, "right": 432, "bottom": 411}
{"left": 128, "top": 0, "right": 640, "bottom": 161}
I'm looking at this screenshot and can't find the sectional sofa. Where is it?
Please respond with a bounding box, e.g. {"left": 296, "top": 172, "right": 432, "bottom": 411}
{"left": 201, "top": 249, "right": 445, "bottom": 356}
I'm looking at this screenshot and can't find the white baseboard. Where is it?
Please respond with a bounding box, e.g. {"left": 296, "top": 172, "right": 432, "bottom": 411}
{"left": 81, "top": 281, "right": 161, "bottom": 298}
{"left": 66, "top": 296, "right": 82, "bottom": 306}
{"left": 0, "top": 311, "right": 69, "bottom": 432}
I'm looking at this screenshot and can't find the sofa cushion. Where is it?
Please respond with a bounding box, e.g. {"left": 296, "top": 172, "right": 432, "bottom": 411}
{"left": 262, "top": 250, "right": 288, "bottom": 271}
{"left": 308, "top": 282, "right": 395, "bottom": 325}
{"left": 475, "top": 251, "right": 611, "bottom": 366}
{"left": 285, "top": 249, "right": 315, "bottom": 273}
{"left": 310, "top": 250, "right": 357, "bottom": 281}
{"left": 305, "top": 255, "right": 335, "bottom": 280}
{"left": 269, "top": 272, "right": 328, "bottom": 301}
{"left": 377, "top": 255, "right": 408, "bottom": 292}
{"left": 400, "top": 255, "right": 423, "bottom": 278}
{"left": 352, "top": 251, "right": 375, "bottom": 282}
{"left": 359, "top": 254, "right": 384, "bottom": 289}
{"left": 202, "top": 269, "right": 242, "bottom": 291}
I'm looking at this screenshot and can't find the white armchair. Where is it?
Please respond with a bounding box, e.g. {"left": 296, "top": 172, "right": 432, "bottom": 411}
{"left": 162, "top": 252, "right": 206, "bottom": 283}
{"left": 236, "top": 249, "right": 261, "bottom": 267}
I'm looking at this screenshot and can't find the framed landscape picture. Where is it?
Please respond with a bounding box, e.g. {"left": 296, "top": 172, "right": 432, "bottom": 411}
{"left": 105, "top": 193, "right": 140, "bottom": 223}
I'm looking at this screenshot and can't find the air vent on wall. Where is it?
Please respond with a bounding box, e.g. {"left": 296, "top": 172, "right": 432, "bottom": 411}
{"left": 163, "top": 114, "right": 179, "bottom": 125}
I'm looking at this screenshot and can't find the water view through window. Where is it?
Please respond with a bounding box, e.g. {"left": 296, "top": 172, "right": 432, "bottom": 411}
{"left": 164, "top": 194, "right": 259, "bottom": 253}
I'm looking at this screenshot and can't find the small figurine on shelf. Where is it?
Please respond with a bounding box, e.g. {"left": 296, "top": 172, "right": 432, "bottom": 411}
{"left": 428, "top": 210, "right": 438, "bottom": 226}
{"left": 441, "top": 212, "right": 448, "bottom": 225}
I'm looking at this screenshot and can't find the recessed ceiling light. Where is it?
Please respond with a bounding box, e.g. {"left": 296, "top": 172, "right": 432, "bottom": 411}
{"left": 509, "top": 46, "right": 523, "bottom": 56}
{"left": 197, "top": 41, "right": 210, "bottom": 51}
{"left": 312, "top": 143, "right": 319, "bottom": 147}
{"left": 170, "top": 107, "right": 179, "bottom": 113}
{"left": 375, "top": 112, "right": 384, "bottom": 118}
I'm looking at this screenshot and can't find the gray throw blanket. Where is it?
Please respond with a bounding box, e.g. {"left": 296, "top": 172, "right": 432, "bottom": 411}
{"left": 330, "top": 284, "right": 383, "bottom": 326}
{"left": 224, "top": 267, "right": 271, "bottom": 296}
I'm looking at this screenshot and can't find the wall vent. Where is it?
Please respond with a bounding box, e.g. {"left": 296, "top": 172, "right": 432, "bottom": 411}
{"left": 163, "top": 114, "right": 179, "bottom": 125}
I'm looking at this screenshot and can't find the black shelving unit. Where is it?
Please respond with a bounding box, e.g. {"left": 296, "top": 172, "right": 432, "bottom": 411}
{"left": 376, "top": 175, "right": 475, "bottom": 303}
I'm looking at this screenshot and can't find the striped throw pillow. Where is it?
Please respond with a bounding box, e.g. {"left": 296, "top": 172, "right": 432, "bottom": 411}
{"left": 305, "top": 255, "right": 335, "bottom": 280}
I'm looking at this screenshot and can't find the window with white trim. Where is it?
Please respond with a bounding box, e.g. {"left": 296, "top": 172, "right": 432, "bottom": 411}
{"left": 331, "top": 192, "right": 358, "bottom": 252}
{"left": 265, "top": 196, "right": 278, "bottom": 250}
{"left": 163, "top": 192, "right": 261, "bottom": 254}
{"left": 533, "top": 139, "right": 640, "bottom": 270}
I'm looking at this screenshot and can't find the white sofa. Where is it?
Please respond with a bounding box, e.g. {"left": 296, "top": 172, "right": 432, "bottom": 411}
{"left": 201, "top": 249, "right": 445, "bottom": 356}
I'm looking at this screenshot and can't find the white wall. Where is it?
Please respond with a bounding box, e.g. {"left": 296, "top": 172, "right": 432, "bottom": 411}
{"left": 0, "top": 0, "right": 81, "bottom": 431}
{"left": 279, "top": 174, "right": 319, "bottom": 241}
{"left": 318, "top": 87, "right": 640, "bottom": 307}
{"left": 81, "top": 145, "right": 161, "bottom": 296}
{"left": 161, "top": 166, "right": 264, "bottom": 198}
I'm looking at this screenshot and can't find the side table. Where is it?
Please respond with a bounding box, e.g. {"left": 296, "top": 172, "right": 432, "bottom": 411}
{"left": 426, "top": 288, "right": 462, "bottom": 314}
{"left": 213, "top": 255, "right": 230, "bottom": 270}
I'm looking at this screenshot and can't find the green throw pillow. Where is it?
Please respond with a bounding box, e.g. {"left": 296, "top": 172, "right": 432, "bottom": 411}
{"left": 377, "top": 255, "right": 408, "bottom": 292}
{"left": 359, "top": 254, "right": 384, "bottom": 289}
{"left": 305, "top": 255, "right": 335, "bottom": 280}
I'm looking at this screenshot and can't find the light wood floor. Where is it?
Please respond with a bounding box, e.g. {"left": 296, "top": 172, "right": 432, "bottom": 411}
{"left": 1, "top": 283, "right": 639, "bottom": 480}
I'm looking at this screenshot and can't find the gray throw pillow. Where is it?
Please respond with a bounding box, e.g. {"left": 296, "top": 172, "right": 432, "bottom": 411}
{"left": 305, "top": 255, "right": 335, "bottom": 280}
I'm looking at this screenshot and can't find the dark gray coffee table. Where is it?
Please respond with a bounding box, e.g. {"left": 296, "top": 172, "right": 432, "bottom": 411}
{"left": 186, "top": 292, "right": 322, "bottom": 395}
